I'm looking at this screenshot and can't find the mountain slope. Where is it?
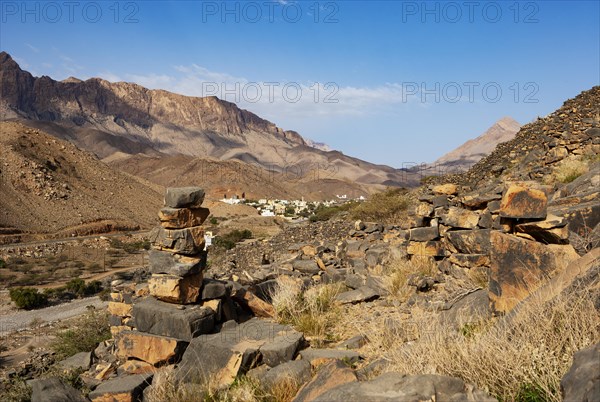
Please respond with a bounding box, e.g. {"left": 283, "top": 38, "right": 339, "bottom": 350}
{"left": 432, "top": 117, "right": 521, "bottom": 173}
{"left": 0, "top": 51, "right": 418, "bottom": 192}
{"left": 0, "top": 121, "right": 163, "bottom": 241}
{"left": 446, "top": 86, "right": 600, "bottom": 187}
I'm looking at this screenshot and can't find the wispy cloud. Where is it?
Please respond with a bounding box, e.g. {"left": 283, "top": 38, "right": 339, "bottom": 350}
{"left": 96, "top": 64, "right": 419, "bottom": 121}
{"left": 25, "top": 43, "right": 39, "bottom": 53}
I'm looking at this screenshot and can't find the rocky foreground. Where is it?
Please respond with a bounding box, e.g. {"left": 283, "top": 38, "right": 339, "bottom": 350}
{"left": 15, "top": 174, "right": 599, "bottom": 402}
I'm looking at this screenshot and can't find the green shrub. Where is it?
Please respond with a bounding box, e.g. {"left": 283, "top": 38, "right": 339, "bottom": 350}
{"left": 64, "top": 279, "right": 103, "bottom": 297}
{"left": 9, "top": 287, "right": 49, "bottom": 310}
{"left": 209, "top": 217, "right": 219, "bottom": 225}
{"left": 0, "top": 259, "right": 6, "bottom": 268}
{"left": 52, "top": 311, "right": 111, "bottom": 359}
{"left": 349, "top": 187, "right": 412, "bottom": 223}
{"left": 214, "top": 229, "right": 253, "bottom": 250}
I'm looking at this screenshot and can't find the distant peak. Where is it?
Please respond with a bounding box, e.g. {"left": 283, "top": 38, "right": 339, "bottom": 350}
{"left": 62, "top": 76, "right": 83, "bottom": 83}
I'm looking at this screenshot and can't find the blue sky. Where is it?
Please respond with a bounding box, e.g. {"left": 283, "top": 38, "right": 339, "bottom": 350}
{"left": 1, "top": 1, "right": 599, "bottom": 167}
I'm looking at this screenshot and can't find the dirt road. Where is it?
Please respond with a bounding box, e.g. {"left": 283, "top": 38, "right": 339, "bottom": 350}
{"left": 0, "top": 297, "right": 107, "bottom": 336}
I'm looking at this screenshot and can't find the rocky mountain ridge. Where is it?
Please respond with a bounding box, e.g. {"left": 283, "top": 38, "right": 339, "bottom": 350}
{"left": 0, "top": 51, "right": 418, "bottom": 193}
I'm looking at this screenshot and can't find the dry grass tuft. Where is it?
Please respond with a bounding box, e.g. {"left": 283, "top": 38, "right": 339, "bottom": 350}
{"left": 551, "top": 157, "right": 590, "bottom": 184}
{"left": 271, "top": 277, "right": 343, "bottom": 346}
{"left": 349, "top": 188, "right": 414, "bottom": 224}
{"left": 145, "top": 367, "right": 301, "bottom": 402}
{"left": 383, "top": 256, "right": 436, "bottom": 302}
{"left": 370, "top": 289, "right": 599, "bottom": 402}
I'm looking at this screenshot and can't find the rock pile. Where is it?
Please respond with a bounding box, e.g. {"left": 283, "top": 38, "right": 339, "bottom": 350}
{"left": 80, "top": 188, "right": 306, "bottom": 401}
{"left": 442, "top": 86, "right": 600, "bottom": 187}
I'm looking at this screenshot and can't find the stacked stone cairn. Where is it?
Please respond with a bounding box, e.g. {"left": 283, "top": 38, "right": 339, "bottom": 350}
{"left": 91, "top": 187, "right": 289, "bottom": 401}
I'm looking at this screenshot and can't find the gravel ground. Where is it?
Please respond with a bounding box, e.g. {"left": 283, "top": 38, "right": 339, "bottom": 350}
{"left": 0, "top": 297, "right": 107, "bottom": 336}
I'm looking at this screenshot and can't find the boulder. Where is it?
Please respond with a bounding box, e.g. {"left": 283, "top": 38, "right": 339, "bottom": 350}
{"left": 336, "top": 286, "right": 379, "bottom": 304}
{"left": 164, "top": 187, "right": 205, "bottom": 208}
{"left": 489, "top": 231, "right": 579, "bottom": 313}
{"left": 432, "top": 183, "right": 458, "bottom": 195}
{"left": 441, "top": 207, "right": 480, "bottom": 229}
{"left": 148, "top": 250, "right": 205, "bottom": 277}
{"left": 259, "top": 360, "right": 312, "bottom": 390}
{"left": 201, "top": 278, "right": 230, "bottom": 300}
{"left": 407, "top": 241, "right": 446, "bottom": 257}
{"left": 118, "top": 360, "right": 157, "bottom": 375}
{"left": 415, "top": 202, "right": 434, "bottom": 217}
{"left": 30, "top": 378, "right": 87, "bottom": 402}
{"left": 133, "top": 298, "right": 215, "bottom": 341}
{"left": 365, "top": 247, "right": 388, "bottom": 267}
{"left": 175, "top": 318, "right": 302, "bottom": 387}
{"left": 58, "top": 351, "right": 93, "bottom": 371}
{"left": 408, "top": 226, "right": 439, "bottom": 242}
{"left": 515, "top": 215, "right": 569, "bottom": 244}
{"left": 311, "top": 372, "right": 496, "bottom": 402}
{"left": 232, "top": 287, "right": 275, "bottom": 318}
{"left": 88, "top": 374, "right": 153, "bottom": 402}
{"left": 292, "top": 259, "right": 320, "bottom": 274}
{"left": 149, "top": 226, "right": 205, "bottom": 255}
{"left": 561, "top": 343, "right": 600, "bottom": 402}
{"left": 461, "top": 193, "right": 502, "bottom": 209}
{"left": 159, "top": 207, "right": 210, "bottom": 229}
{"left": 292, "top": 360, "right": 358, "bottom": 402}
{"left": 445, "top": 229, "right": 491, "bottom": 255}
{"left": 499, "top": 185, "right": 547, "bottom": 219}
{"left": 148, "top": 272, "right": 203, "bottom": 304}
{"left": 115, "top": 331, "right": 187, "bottom": 365}
{"left": 108, "top": 302, "right": 133, "bottom": 317}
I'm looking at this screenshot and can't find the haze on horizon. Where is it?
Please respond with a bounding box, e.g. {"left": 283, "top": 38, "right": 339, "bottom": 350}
{"left": 1, "top": 0, "right": 598, "bottom": 167}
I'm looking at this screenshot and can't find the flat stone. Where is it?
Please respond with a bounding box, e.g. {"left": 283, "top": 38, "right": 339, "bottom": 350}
{"left": 407, "top": 241, "right": 446, "bottom": 257}
{"left": 164, "top": 187, "right": 205, "bottom": 208}
{"left": 149, "top": 226, "right": 205, "bottom": 255}
{"left": 88, "top": 374, "right": 153, "bottom": 402}
{"left": 489, "top": 231, "right": 579, "bottom": 313}
{"left": 500, "top": 185, "right": 547, "bottom": 219}
{"left": 408, "top": 226, "right": 439, "bottom": 241}
{"left": 148, "top": 250, "right": 205, "bottom": 277}
{"left": 115, "top": 331, "right": 187, "bottom": 365}
{"left": 441, "top": 207, "right": 480, "bottom": 229}
{"left": 337, "top": 334, "right": 368, "bottom": 350}
{"left": 58, "top": 351, "right": 93, "bottom": 371}
{"left": 149, "top": 272, "right": 203, "bottom": 304}
{"left": 259, "top": 330, "right": 305, "bottom": 367}
{"left": 159, "top": 207, "right": 210, "bottom": 229}
{"left": 311, "top": 372, "right": 496, "bottom": 402}
{"left": 432, "top": 183, "right": 458, "bottom": 195}
{"left": 293, "top": 360, "right": 357, "bottom": 402}
{"left": 108, "top": 302, "right": 132, "bottom": 317}
{"left": 30, "top": 378, "right": 86, "bottom": 402}
{"left": 175, "top": 318, "right": 302, "bottom": 387}
{"left": 461, "top": 193, "right": 502, "bottom": 209}
{"left": 336, "top": 286, "right": 379, "bottom": 304}
{"left": 133, "top": 297, "right": 215, "bottom": 341}
{"left": 292, "top": 259, "right": 320, "bottom": 274}
{"left": 515, "top": 215, "right": 569, "bottom": 244}
{"left": 261, "top": 360, "right": 312, "bottom": 390}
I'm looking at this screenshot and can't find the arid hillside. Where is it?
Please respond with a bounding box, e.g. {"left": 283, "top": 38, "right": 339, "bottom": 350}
{"left": 0, "top": 121, "right": 163, "bottom": 242}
